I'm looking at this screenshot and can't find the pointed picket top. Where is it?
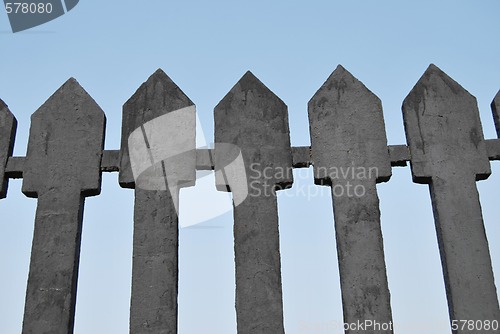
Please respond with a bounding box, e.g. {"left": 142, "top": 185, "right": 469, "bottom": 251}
{"left": 0, "top": 99, "right": 17, "bottom": 198}
{"left": 119, "top": 69, "right": 195, "bottom": 188}
{"left": 309, "top": 65, "right": 391, "bottom": 184}
{"left": 126, "top": 69, "right": 194, "bottom": 109}
{"left": 34, "top": 78, "right": 104, "bottom": 117}
{"left": 22, "top": 78, "right": 106, "bottom": 197}
{"left": 214, "top": 71, "right": 293, "bottom": 190}
{"left": 217, "top": 71, "right": 286, "bottom": 112}
{"left": 310, "top": 64, "right": 378, "bottom": 103}
{"left": 492, "top": 90, "right": 500, "bottom": 137}
{"left": 403, "top": 64, "right": 490, "bottom": 183}
{"left": 0, "top": 98, "right": 7, "bottom": 110}
{"left": 27, "top": 77, "right": 104, "bottom": 121}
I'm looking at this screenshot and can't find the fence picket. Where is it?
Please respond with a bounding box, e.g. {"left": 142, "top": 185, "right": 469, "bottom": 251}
{"left": 309, "top": 65, "right": 393, "bottom": 333}
{"left": 0, "top": 99, "right": 16, "bottom": 199}
{"left": 0, "top": 66, "right": 498, "bottom": 333}
{"left": 403, "top": 64, "right": 500, "bottom": 330}
{"left": 214, "top": 71, "right": 293, "bottom": 334}
{"left": 21, "top": 79, "right": 105, "bottom": 333}
{"left": 492, "top": 90, "right": 500, "bottom": 137}
{"left": 119, "top": 69, "right": 196, "bottom": 334}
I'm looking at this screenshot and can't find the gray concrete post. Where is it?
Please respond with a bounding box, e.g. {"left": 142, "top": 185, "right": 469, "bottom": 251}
{"left": 0, "top": 99, "right": 16, "bottom": 199}
{"left": 214, "top": 71, "right": 293, "bottom": 334}
{"left": 492, "top": 90, "right": 500, "bottom": 138}
{"left": 309, "top": 65, "right": 393, "bottom": 334}
{"left": 21, "top": 78, "right": 105, "bottom": 333}
{"left": 403, "top": 64, "right": 500, "bottom": 333}
{"left": 119, "top": 69, "right": 196, "bottom": 334}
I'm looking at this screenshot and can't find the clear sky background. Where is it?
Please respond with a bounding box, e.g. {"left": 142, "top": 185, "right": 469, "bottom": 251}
{"left": 0, "top": 1, "right": 499, "bottom": 333}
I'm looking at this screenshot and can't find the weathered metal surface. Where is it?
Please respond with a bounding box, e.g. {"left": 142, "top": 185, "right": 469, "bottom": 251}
{"left": 214, "top": 71, "right": 292, "bottom": 334}
{"left": 21, "top": 78, "right": 105, "bottom": 333}
{"left": 0, "top": 99, "right": 17, "bottom": 198}
{"left": 120, "top": 69, "right": 196, "bottom": 334}
{"left": 309, "top": 65, "right": 393, "bottom": 333}
{"left": 403, "top": 64, "right": 500, "bottom": 332}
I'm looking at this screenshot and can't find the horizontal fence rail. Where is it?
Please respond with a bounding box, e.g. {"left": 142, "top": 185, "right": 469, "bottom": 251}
{"left": 1, "top": 64, "right": 499, "bottom": 334}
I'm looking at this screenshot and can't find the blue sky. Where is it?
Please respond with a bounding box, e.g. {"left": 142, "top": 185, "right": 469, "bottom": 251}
{"left": 0, "top": 1, "right": 499, "bottom": 333}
